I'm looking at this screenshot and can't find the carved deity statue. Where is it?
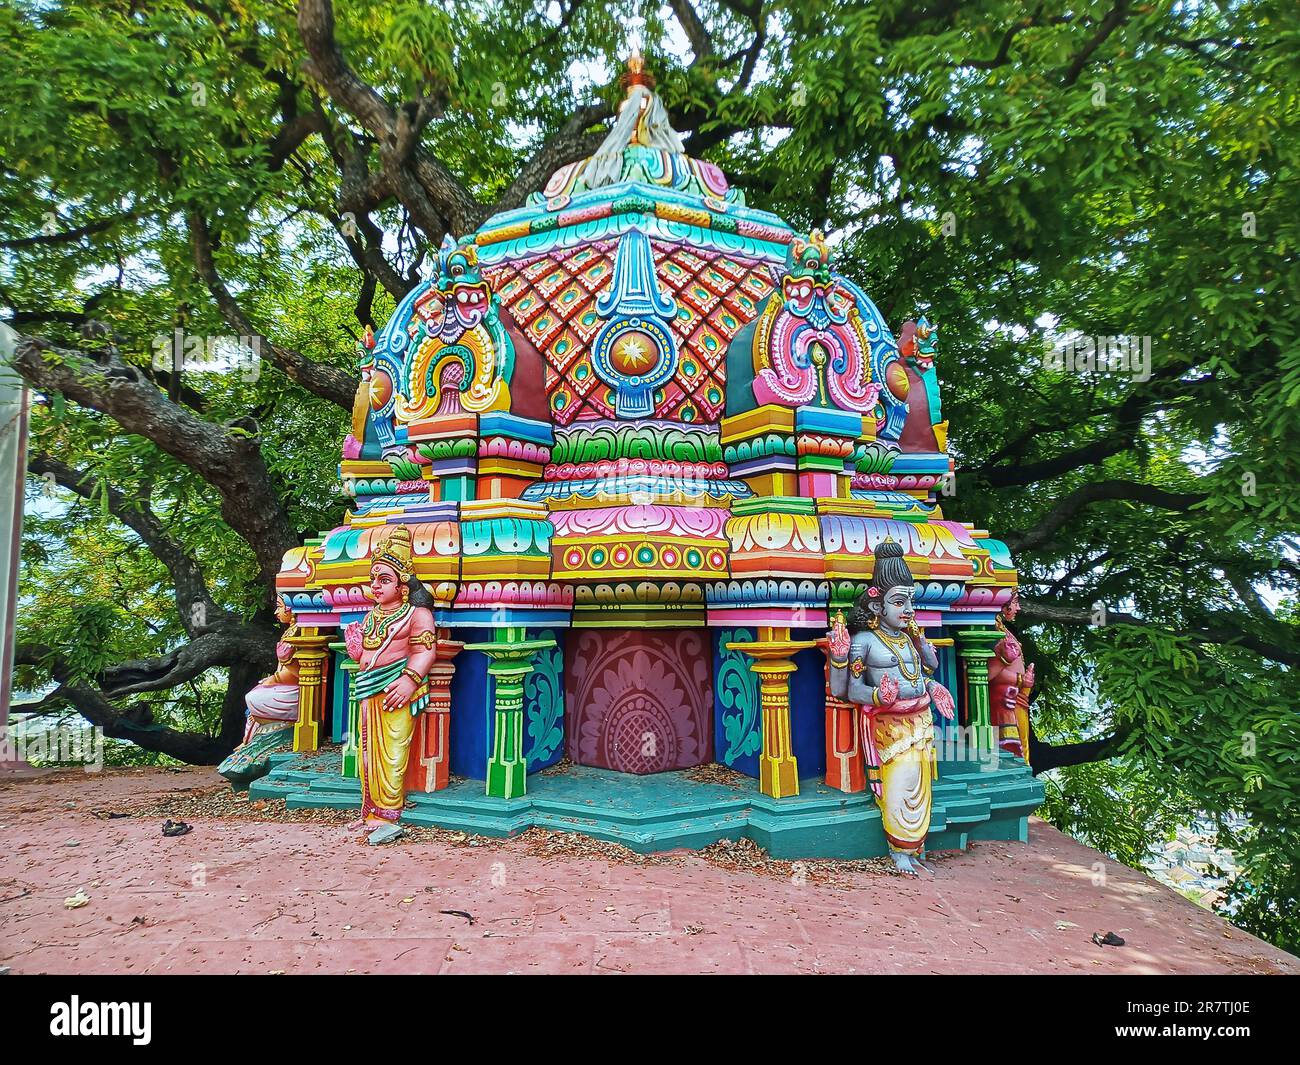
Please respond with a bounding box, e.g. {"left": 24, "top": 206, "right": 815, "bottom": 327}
{"left": 987, "top": 591, "right": 1035, "bottom": 760}
{"left": 897, "top": 315, "right": 947, "bottom": 453}
{"left": 218, "top": 596, "right": 303, "bottom": 787}
{"left": 828, "top": 539, "right": 955, "bottom": 874}
{"left": 343, "top": 526, "right": 438, "bottom": 829}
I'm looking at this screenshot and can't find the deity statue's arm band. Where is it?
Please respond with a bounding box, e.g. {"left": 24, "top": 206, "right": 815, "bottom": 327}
{"left": 404, "top": 608, "right": 438, "bottom": 680}
{"left": 844, "top": 634, "right": 877, "bottom": 706}
{"left": 918, "top": 636, "right": 940, "bottom": 673}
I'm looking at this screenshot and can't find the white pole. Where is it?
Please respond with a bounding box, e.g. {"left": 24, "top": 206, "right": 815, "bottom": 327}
{"left": 0, "top": 323, "right": 31, "bottom": 744}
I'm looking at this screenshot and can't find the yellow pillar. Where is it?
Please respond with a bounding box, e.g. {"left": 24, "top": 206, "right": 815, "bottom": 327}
{"left": 288, "top": 632, "right": 332, "bottom": 753}
{"left": 726, "top": 627, "right": 816, "bottom": 799}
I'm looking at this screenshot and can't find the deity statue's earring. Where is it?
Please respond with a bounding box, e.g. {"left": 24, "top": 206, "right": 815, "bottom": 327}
{"left": 401, "top": 585, "right": 410, "bottom": 603}
{"left": 867, "top": 614, "right": 880, "bottom": 630}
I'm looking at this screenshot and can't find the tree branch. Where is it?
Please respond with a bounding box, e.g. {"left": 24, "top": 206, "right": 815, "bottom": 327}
{"left": 1028, "top": 721, "right": 1132, "bottom": 773}
{"left": 188, "top": 212, "right": 358, "bottom": 408}
{"left": 0, "top": 210, "right": 139, "bottom": 250}
{"left": 1061, "top": 1, "right": 1130, "bottom": 86}
{"left": 15, "top": 627, "right": 274, "bottom": 763}
{"left": 1019, "top": 600, "right": 1300, "bottom": 667}
{"left": 1004, "top": 479, "right": 1206, "bottom": 553}
{"left": 492, "top": 103, "right": 614, "bottom": 215}
{"left": 670, "top": 0, "right": 715, "bottom": 61}
{"left": 297, "top": 0, "right": 481, "bottom": 234}
{"left": 10, "top": 335, "right": 299, "bottom": 595}
{"left": 27, "top": 453, "right": 229, "bottom": 635}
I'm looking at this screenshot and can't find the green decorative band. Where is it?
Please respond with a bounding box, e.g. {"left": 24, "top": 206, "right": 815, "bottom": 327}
{"left": 417, "top": 439, "right": 478, "bottom": 461}
{"left": 389, "top": 457, "right": 423, "bottom": 480}
{"left": 551, "top": 422, "right": 723, "bottom": 465}
{"left": 731, "top": 495, "right": 816, "bottom": 516}
{"left": 724, "top": 434, "right": 797, "bottom": 463}
{"left": 460, "top": 517, "right": 552, "bottom": 555}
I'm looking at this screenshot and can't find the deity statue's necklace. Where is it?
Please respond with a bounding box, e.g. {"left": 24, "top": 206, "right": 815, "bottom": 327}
{"left": 361, "top": 601, "right": 413, "bottom": 651}
{"left": 875, "top": 626, "right": 921, "bottom": 682}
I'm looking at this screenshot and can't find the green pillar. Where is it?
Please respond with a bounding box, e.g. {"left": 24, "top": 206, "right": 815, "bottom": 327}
{"left": 330, "top": 647, "right": 361, "bottom": 780}
{"left": 466, "top": 626, "right": 554, "bottom": 799}
{"left": 955, "top": 628, "right": 1002, "bottom": 753}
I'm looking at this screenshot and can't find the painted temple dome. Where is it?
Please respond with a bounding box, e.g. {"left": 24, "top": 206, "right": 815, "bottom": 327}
{"left": 277, "top": 60, "right": 1017, "bottom": 634}
{"left": 250, "top": 58, "right": 1042, "bottom": 848}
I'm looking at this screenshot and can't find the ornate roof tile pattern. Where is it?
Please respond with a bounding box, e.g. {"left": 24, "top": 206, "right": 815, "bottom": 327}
{"left": 488, "top": 240, "right": 774, "bottom": 424}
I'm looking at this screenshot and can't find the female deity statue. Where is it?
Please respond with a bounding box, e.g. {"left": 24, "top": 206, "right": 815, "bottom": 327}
{"left": 343, "top": 526, "right": 438, "bottom": 829}
{"left": 987, "top": 591, "right": 1035, "bottom": 759}
{"left": 828, "top": 539, "right": 956, "bottom": 874}
{"left": 218, "top": 595, "right": 303, "bottom": 786}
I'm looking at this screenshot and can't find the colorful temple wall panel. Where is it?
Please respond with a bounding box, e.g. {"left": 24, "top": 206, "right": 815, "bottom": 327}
{"left": 564, "top": 628, "right": 714, "bottom": 773}
{"left": 713, "top": 627, "right": 762, "bottom": 777}
{"left": 523, "top": 629, "right": 565, "bottom": 772}
{"left": 329, "top": 652, "right": 351, "bottom": 745}
{"left": 450, "top": 628, "right": 567, "bottom": 780}
{"left": 935, "top": 641, "right": 960, "bottom": 712}
{"left": 448, "top": 638, "right": 491, "bottom": 780}
{"left": 790, "top": 636, "right": 829, "bottom": 779}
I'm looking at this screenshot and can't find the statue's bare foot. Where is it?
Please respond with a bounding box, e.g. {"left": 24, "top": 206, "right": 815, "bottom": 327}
{"left": 345, "top": 817, "right": 367, "bottom": 832}
{"left": 890, "top": 852, "right": 920, "bottom": 875}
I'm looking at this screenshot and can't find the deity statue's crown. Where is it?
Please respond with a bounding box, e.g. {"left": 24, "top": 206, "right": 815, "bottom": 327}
{"left": 370, "top": 525, "right": 414, "bottom": 581}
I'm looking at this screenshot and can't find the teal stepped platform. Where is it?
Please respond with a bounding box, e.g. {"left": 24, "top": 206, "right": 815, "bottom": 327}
{"left": 250, "top": 751, "right": 1044, "bottom": 860}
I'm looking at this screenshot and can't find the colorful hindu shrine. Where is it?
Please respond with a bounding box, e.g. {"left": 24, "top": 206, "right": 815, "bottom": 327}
{"left": 229, "top": 57, "right": 1044, "bottom": 861}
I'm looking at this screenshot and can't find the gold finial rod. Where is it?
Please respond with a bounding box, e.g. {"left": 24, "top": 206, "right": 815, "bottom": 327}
{"left": 623, "top": 44, "right": 654, "bottom": 90}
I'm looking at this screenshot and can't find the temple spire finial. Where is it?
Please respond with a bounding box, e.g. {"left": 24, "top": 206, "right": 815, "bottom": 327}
{"left": 623, "top": 42, "right": 654, "bottom": 91}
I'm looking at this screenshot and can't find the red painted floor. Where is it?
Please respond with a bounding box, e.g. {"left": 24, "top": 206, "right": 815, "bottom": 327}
{"left": 1, "top": 766, "right": 1295, "bottom": 975}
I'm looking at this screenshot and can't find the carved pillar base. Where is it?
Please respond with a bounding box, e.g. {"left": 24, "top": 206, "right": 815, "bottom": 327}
{"left": 956, "top": 628, "right": 1002, "bottom": 754}
{"left": 816, "top": 637, "right": 865, "bottom": 793}
{"left": 288, "top": 632, "right": 332, "bottom": 753}
{"left": 404, "top": 637, "right": 462, "bottom": 795}
{"left": 825, "top": 696, "right": 865, "bottom": 793}
{"left": 466, "top": 626, "right": 554, "bottom": 800}
{"left": 728, "top": 628, "right": 816, "bottom": 799}
{"left": 338, "top": 655, "right": 361, "bottom": 779}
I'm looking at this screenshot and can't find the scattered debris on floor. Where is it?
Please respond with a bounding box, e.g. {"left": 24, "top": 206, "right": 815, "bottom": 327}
{"left": 697, "top": 836, "right": 896, "bottom": 884}
{"left": 63, "top": 889, "right": 90, "bottom": 909}
{"left": 122, "top": 782, "right": 930, "bottom": 885}
{"left": 515, "top": 826, "right": 674, "bottom": 867}
{"left": 681, "top": 763, "right": 748, "bottom": 788}
{"left": 131, "top": 785, "right": 354, "bottom": 825}
{"left": 1092, "top": 931, "right": 1125, "bottom": 947}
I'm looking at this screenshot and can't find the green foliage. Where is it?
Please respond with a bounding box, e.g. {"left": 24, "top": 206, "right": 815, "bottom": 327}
{"left": 1039, "top": 759, "right": 1199, "bottom": 871}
